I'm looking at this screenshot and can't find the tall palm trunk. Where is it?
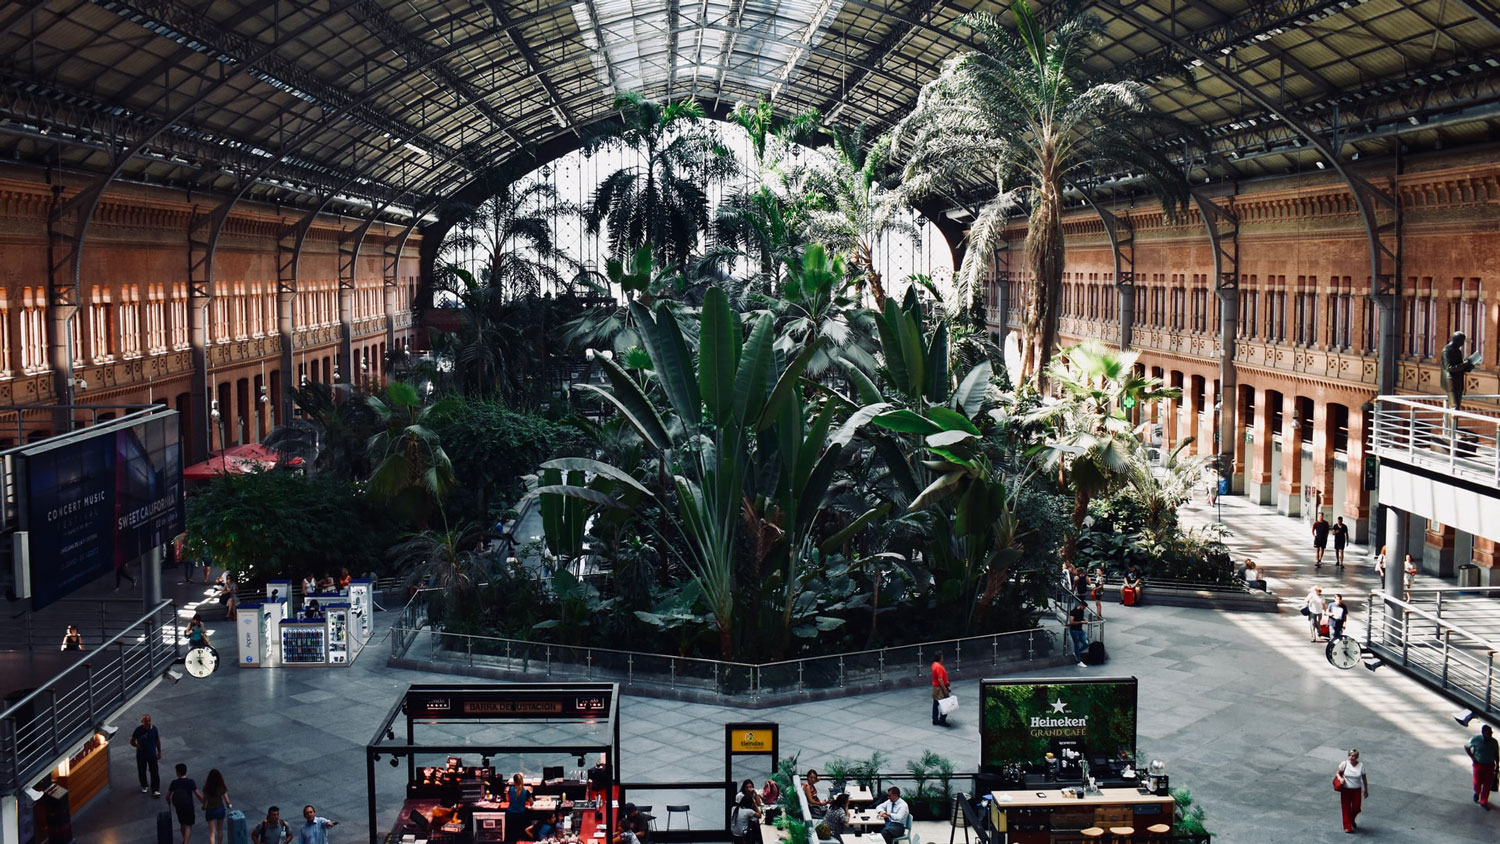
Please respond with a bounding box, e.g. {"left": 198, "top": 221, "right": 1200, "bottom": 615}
{"left": 857, "top": 239, "right": 886, "bottom": 310}
{"left": 1026, "top": 173, "right": 1064, "bottom": 392}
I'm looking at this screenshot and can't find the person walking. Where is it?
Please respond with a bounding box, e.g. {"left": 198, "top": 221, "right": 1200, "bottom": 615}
{"left": 251, "top": 807, "right": 292, "bottom": 844}
{"left": 165, "top": 763, "right": 203, "bottom": 844}
{"left": 1303, "top": 587, "right": 1327, "bottom": 642}
{"left": 296, "top": 805, "right": 337, "bottom": 844}
{"left": 1403, "top": 554, "right": 1418, "bottom": 601}
{"left": 1312, "top": 514, "right": 1330, "bottom": 568}
{"left": 1327, "top": 594, "right": 1349, "bottom": 640}
{"left": 60, "top": 624, "right": 84, "bottom": 652}
{"left": 1069, "top": 598, "right": 1089, "bottom": 666}
{"left": 1332, "top": 517, "right": 1349, "bottom": 566}
{"left": 201, "top": 769, "right": 231, "bottom": 844}
{"left": 1374, "top": 545, "right": 1387, "bottom": 581}
{"left": 930, "top": 652, "right": 951, "bottom": 725}
{"left": 1334, "top": 749, "right": 1369, "bottom": 833}
{"left": 131, "top": 713, "right": 163, "bottom": 796}
{"left": 115, "top": 561, "right": 138, "bottom": 591}
{"left": 1465, "top": 724, "right": 1498, "bottom": 809}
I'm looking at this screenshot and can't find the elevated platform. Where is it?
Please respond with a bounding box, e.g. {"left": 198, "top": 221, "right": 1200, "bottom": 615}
{"left": 1371, "top": 394, "right": 1500, "bottom": 544}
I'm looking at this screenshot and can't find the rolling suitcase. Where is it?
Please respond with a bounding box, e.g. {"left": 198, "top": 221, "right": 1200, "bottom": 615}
{"left": 158, "top": 811, "right": 174, "bottom": 844}
{"left": 1122, "top": 586, "right": 1139, "bottom": 607}
{"left": 227, "top": 809, "right": 249, "bottom": 844}
{"left": 1084, "top": 641, "right": 1108, "bottom": 666}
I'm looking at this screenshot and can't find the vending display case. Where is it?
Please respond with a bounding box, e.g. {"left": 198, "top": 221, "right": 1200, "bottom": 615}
{"left": 280, "top": 620, "right": 328, "bottom": 664}
{"left": 324, "top": 602, "right": 351, "bottom": 664}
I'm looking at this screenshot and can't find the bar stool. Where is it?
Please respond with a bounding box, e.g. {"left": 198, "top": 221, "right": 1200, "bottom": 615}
{"left": 1080, "top": 828, "right": 1106, "bottom": 840}
{"left": 665, "top": 805, "right": 691, "bottom": 832}
{"left": 1108, "top": 826, "right": 1135, "bottom": 843}
{"left": 1145, "top": 823, "right": 1171, "bottom": 840}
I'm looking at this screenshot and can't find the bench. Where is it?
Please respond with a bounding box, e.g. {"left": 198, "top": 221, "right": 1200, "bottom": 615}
{"left": 1097, "top": 578, "right": 1279, "bottom": 613}
{"left": 795, "top": 775, "right": 839, "bottom": 844}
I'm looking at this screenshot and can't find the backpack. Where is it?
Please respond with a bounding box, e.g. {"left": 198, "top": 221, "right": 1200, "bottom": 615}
{"left": 1083, "top": 641, "right": 1108, "bottom": 666}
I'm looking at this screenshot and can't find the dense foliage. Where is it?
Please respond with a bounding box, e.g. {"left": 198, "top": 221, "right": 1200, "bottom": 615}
{"left": 188, "top": 4, "right": 1220, "bottom": 661}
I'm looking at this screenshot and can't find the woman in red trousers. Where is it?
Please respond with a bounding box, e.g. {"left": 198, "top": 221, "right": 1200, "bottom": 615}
{"left": 1335, "top": 749, "right": 1369, "bottom": 833}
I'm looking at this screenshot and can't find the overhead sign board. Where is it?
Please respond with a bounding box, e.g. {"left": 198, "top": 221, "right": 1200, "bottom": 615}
{"left": 407, "top": 689, "right": 613, "bottom": 720}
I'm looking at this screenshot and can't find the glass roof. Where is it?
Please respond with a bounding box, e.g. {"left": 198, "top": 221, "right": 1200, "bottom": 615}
{"left": 573, "top": 0, "right": 845, "bottom": 98}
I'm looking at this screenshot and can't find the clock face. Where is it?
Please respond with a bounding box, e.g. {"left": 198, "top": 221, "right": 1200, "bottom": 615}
{"left": 1326, "top": 635, "right": 1361, "bottom": 669}
{"left": 185, "top": 647, "right": 219, "bottom": 678}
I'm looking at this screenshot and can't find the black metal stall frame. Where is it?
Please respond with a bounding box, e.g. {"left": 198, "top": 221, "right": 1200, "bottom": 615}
{"left": 365, "top": 682, "right": 621, "bottom": 844}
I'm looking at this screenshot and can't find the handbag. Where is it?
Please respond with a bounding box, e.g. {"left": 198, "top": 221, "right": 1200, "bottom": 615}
{"left": 1300, "top": 605, "right": 1311, "bottom": 617}
{"left": 1332, "top": 774, "right": 1344, "bottom": 790}
{"left": 938, "top": 695, "right": 959, "bottom": 716}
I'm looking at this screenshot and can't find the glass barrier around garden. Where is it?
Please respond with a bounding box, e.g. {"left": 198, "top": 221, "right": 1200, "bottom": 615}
{"left": 390, "top": 619, "right": 1061, "bottom": 702}
{"left": 0, "top": 600, "right": 180, "bottom": 795}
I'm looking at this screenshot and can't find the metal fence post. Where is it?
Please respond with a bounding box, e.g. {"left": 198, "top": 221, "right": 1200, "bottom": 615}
{"left": 838, "top": 655, "right": 845, "bottom": 689}
{"left": 85, "top": 663, "right": 95, "bottom": 726}
{"left": 1486, "top": 651, "right": 1494, "bottom": 712}
{"left": 1027, "top": 631, "right": 1035, "bottom": 661}
{"left": 46, "top": 688, "right": 59, "bottom": 757}
{"left": 1401, "top": 610, "right": 1410, "bottom": 664}
{"left": 118, "top": 640, "right": 128, "bottom": 704}
{"left": 627, "top": 654, "right": 634, "bottom": 687}
{"left": 4, "top": 717, "right": 19, "bottom": 795}
{"left": 878, "top": 650, "right": 885, "bottom": 680}
{"left": 546, "top": 646, "right": 552, "bottom": 676}
{"left": 797, "top": 661, "right": 804, "bottom": 692}
{"left": 1441, "top": 631, "right": 1450, "bottom": 689}
{"left": 466, "top": 637, "right": 473, "bottom": 667}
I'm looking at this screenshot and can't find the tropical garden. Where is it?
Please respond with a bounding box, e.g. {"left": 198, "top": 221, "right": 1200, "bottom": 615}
{"left": 185, "top": 0, "right": 1228, "bottom": 664}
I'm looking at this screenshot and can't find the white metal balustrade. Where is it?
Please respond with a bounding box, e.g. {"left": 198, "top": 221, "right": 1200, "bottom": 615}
{"left": 1370, "top": 394, "right": 1500, "bottom": 486}
{"left": 1363, "top": 588, "right": 1499, "bottom": 716}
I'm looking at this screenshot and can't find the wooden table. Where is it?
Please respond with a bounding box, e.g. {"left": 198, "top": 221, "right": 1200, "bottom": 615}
{"left": 846, "top": 834, "right": 886, "bottom": 844}
{"left": 988, "top": 788, "right": 1175, "bottom": 843}
{"left": 843, "top": 786, "right": 875, "bottom": 805}
{"left": 846, "top": 811, "right": 884, "bottom": 830}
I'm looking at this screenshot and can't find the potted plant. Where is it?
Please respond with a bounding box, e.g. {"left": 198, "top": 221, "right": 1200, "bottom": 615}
{"left": 824, "top": 758, "right": 854, "bottom": 793}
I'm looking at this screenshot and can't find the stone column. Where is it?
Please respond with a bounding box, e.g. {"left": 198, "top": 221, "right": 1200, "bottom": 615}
{"left": 1472, "top": 537, "right": 1498, "bottom": 587}
{"left": 1343, "top": 406, "right": 1371, "bottom": 542}
{"left": 1232, "top": 385, "right": 1249, "bottom": 493}
{"left": 1277, "top": 398, "right": 1303, "bottom": 517}
{"left": 1310, "top": 401, "right": 1334, "bottom": 519}
{"left": 1384, "top": 506, "right": 1408, "bottom": 596}
{"left": 1165, "top": 372, "right": 1181, "bottom": 453}
{"left": 1248, "top": 386, "right": 1275, "bottom": 505}
{"left": 1423, "top": 523, "right": 1456, "bottom": 578}
{"left": 1184, "top": 378, "right": 1201, "bottom": 455}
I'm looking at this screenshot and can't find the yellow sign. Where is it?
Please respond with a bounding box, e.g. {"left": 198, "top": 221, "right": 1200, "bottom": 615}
{"left": 729, "top": 729, "right": 774, "bottom": 753}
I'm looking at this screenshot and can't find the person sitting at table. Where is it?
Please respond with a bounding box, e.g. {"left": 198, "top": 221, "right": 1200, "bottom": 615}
{"left": 505, "top": 773, "right": 532, "bottom": 841}
{"left": 621, "top": 803, "right": 649, "bottom": 842}
{"left": 873, "top": 787, "right": 909, "bottom": 844}
{"left": 822, "top": 793, "right": 851, "bottom": 842}
{"left": 740, "top": 779, "right": 763, "bottom": 811}
{"left": 729, "top": 792, "right": 762, "bottom": 844}
{"left": 525, "top": 811, "right": 560, "bottom": 841}
{"left": 317, "top": 572, "right": 336, "bottom": 592}
{"left": 802, "top": 770, "right": 828, "bottom": 818}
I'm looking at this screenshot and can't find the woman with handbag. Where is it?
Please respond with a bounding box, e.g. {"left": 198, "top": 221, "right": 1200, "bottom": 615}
{"left": 931, "top": 652, "right": 951, "bottom": 725}
{"left": 1334, "top": 748, "right": 1369, "bottom": 833}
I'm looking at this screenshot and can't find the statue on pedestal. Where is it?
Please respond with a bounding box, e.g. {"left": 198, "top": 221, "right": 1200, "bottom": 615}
{"left": 1441, "top": 331, "right": 1477, "bottom": 408}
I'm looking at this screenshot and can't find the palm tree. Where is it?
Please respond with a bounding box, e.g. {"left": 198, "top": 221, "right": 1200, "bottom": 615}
{"left": 1023, "top": 341, "right": 1178, "bottom": 566}
{"left": 366, "top": 380, "right": 457, "bottom": 528}
{"left": 440, "top": 179, "right": 576, "bottom": 300}
{"left": 584, "top": 92, "right": 738, "bottom": 270}
{"left": 799, "top": 125, "right": 915, "bottom": 311}
{"left": 893, "top": 0, "right": 1194, "bottom": 388}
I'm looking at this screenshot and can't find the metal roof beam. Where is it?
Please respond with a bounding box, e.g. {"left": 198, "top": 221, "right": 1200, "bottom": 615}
{"left": 818, "top": 0, "right": 953, "bottom": 121}
{"left": 480, "top": 0, "right": 579, "bottom": 133}
{"left": 1451, "top": 0, "right": 1500, "bottom": 36}
{"left": 93, "top": 0, "right": 463, "bottom": 162}
{"left": 1174, "top": 0, "right": 1337, "bottom": 97}
{"left": 347, "top": 0, "right": 524, "bottom": 148}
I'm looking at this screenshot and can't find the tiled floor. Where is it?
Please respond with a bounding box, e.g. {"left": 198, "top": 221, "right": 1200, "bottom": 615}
{"left": 62, "top": 494, "right": 1496, "bottom": 844}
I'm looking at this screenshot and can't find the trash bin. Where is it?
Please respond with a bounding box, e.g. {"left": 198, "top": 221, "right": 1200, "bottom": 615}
{"left": 1457, "top": 563, "right": 1479, "bottom": 590}
{"left": 1217, "top": 478, "right": 1230, "bottom": 496}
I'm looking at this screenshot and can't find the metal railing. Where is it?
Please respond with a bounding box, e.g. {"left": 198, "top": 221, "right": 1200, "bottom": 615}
{"left": 1363, "top": 589, "right": 1498, "bottom": 717}
{"left": 1370, "top": 394, "right": 1500, "bottom": 486}
{"left": 0, "top": 598, "right": 157, "bottom": 650}
{"left": 1050, "top": 582, "right": 1106, "bottom": 658}
{"left": 0, "top": 600, "right": 180, "bottom": 795}
{"left": 389, "top": 624, "right": 1057, "bottom": 703}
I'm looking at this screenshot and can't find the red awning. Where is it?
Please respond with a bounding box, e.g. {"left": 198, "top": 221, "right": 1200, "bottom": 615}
{"left": 183, "top": 443, "right": 303, "bottom": 481}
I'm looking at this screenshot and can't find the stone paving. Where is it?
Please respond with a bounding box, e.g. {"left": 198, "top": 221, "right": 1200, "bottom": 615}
{"left": 63, "top": 494, "right": 1496, "bottom": 844}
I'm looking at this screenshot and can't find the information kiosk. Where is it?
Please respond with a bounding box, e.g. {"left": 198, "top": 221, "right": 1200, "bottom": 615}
{"left": 366, "top": 683, "right": 622, "bottom": 844}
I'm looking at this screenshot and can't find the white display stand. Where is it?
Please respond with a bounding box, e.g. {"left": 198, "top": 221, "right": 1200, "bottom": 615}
{"left": 323, "top": 602, "right": 351, "bottom": 664}
{"left": 348, "top": 579, "right": 374, "bottom": 642}
{"left": 280, "top": 619, "right": 329, "bottom": 665}
{"left": 236, "top": 601, "right": 264, "bottom": 666}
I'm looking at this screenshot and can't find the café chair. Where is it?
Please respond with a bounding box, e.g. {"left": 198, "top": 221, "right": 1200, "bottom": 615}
{"left": 665, "top": 805, "right": 691, "bottom": 832}
{"left": 890, "top": 815, "right": 918, "bottom": 844}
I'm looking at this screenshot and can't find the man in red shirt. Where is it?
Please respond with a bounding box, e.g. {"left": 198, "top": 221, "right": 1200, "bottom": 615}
{"left": 931, "top": 653, "right": 950, "bottom": 725}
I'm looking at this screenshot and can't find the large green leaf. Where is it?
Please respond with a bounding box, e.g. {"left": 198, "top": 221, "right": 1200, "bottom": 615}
{"left": 830, "top": 402, "right": 892, "bottom": 446}
{"left": 895, "top": 302, "right": 926, "bottom": 398}
{"left": 540, "top": 457, "right": 651, "bottom": 497}
{"left": 840, "top": 358, "right": 883, "bottom": 405}
{"left": 923, "top": 320, "right": 949, "bottom": 403}
{"left": 756, "top": 337, "right": 823, "bottom": 432}
{"left": 733, "top": 315, "right": 775, "bottom": 425}
{"left": 909, "top": 468, "right": 963, "bottom": 510}
{"left": 870, "top": 434, "right": 918, "bottom": 499}
{"left": 794, "top": 442, "right": 842, "bottom": 532}
{"left": 576, "top": 358, "right": 671, "bottom": 450}
{"left": 699, "top": 285, "right": 738, "bottom": 425}
{"left": 632, "top": 300, "right": 701, "bottom": 427}
{"left": 533, "top": 484, "right": 628, "bottom": 509}
{"left": 876, "top": 300, "right": 911, "bottom": 396}
{"left": 927, "top": 406, "right": 982, "bottom": 436}
{"left": 818, "top": 502, "right": 891, "bottom": 553}
{"left": 872, "top": 409, "right": 943, "bottom": 436}
{"left": 951, "top": 361, "right": 993, "bottom": 417}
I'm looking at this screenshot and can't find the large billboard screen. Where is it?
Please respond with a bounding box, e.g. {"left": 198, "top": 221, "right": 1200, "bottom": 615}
{"left": 20, "top": 413, "right": 182, "bottom": 609}
{"left": 979, "top": 677, "right": 1137, "bottom": 770}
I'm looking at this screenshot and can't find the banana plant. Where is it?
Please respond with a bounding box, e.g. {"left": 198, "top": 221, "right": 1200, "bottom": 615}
{"left": 545, "top": 284, "right": 866, "bottom": 660}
